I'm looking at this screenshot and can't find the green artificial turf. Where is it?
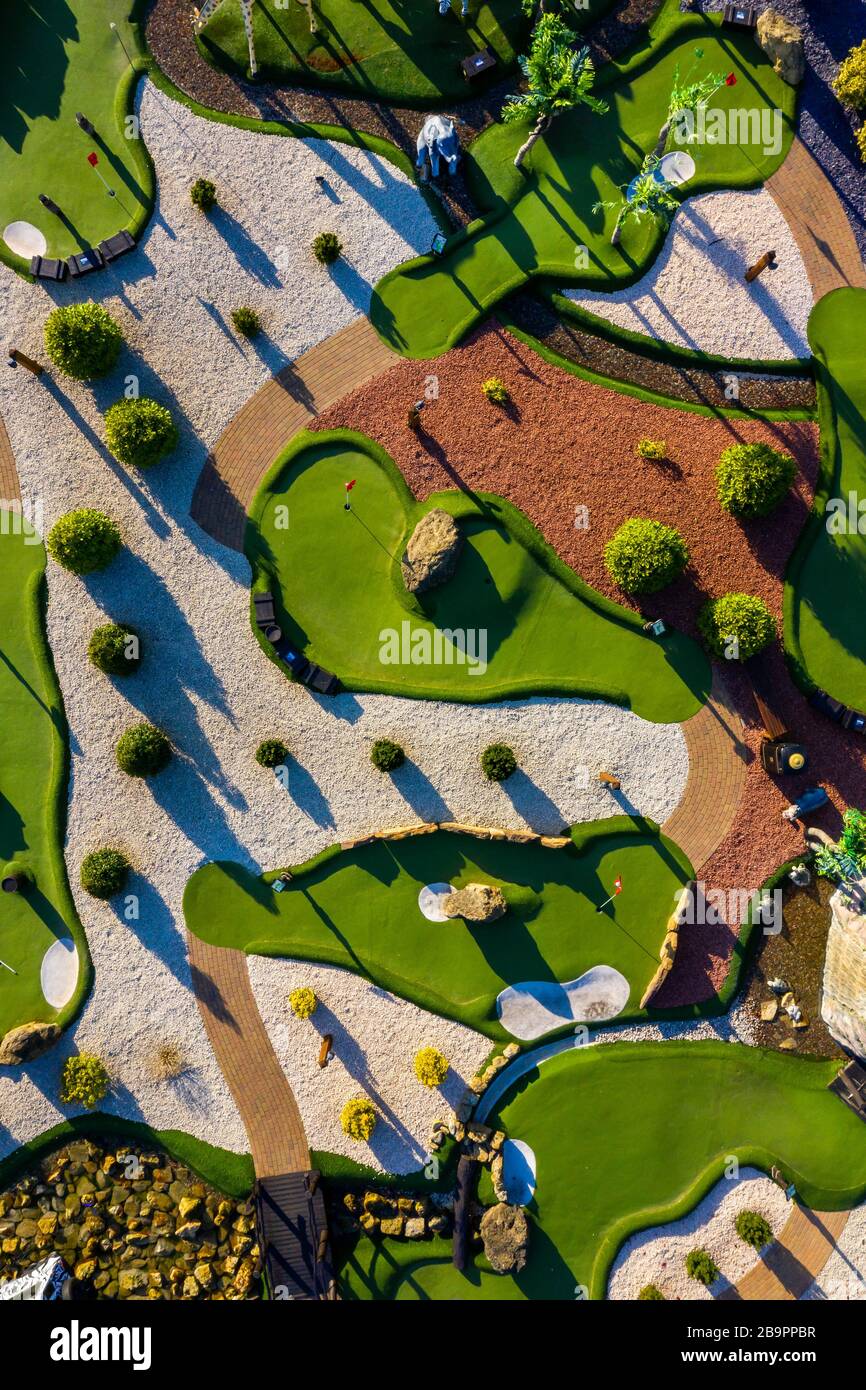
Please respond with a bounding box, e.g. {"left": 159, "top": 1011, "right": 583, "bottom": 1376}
{"left": 199, "top": 0, "right": 614, "bottom": 105}
{"left": 0, "top": 0, "right": 153, "bottom": 271}
{"left": 183, "top": 820, "right": 694, "bottom": 1039}
{"left": 370, "top": 2, "right": 796, "bottom": 357}
{"left": 0, "top": 519, "right": 91, "bottom": 1039}
{"left": 785, "top": 288, "right": 866, "bottom": 708}
{"left": 247, "top": 429, "right": 711, "bottom": 721}
{"left": 338, "top": 1041, "right": 866, "bottom": 1300}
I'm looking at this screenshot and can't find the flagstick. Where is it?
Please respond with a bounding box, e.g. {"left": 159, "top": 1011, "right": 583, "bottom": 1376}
{"left": 595, "top": 890, "right": 621, "bottom": 914}
{"left": 0, "top": 958, "right": 18, "bottom": 975}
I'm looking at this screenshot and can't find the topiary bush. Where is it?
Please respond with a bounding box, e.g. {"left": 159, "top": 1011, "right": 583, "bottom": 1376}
{"left": 43, "top": 301, "right": 123, "bottom": 380}
{"left": 104, "top": 397, "right": 178, "bottom": 471}
{"left": 312, "top": 231, "right": 342, "bottom": 265}
{"left": 289, "top": 987, "right": 318, "bottom": 1020}
{"left": 715, "top": 442, "right": 796, "bottom": 519}
{"left": 604, "top": 518, "right": 689, "bottom": 594}
{"left": 231, "top": 306, "right": 262, "bottom": 337}
{"left": 480, "top": 743, "right": 517, "bottom": 782}
{"left": 698, "top": 592, "right": 776, "bottom": 661}
{"left": 340, "top": 1097, "right": 378, "bottom": 1142}
{"left": 481, "top": 377, "right": 510, "bottom": 405}
{"left": 638, "top": 1283, "right": 665, "bottom": 1300}
{"left": 685, "top": 1248, "right": 720, "bottom": 1286}
{"left": 414, "top": 1046, "right": 449, "bottom": 1087}
{"left": 833, "top": 40, "right": 866, "bottom": 110}
{"left": 80, "top": 847, "right": 131, "bottom": 900}
{"left": 735, "top": 1210, "right": 773, "bottom": 1251}
{"left": 636, "top": 438, "right": 667, "bottom": 461}
{"left": 370, "top": 739, "right": 405, "bottom": 773}
{"left": 190, "top": 177, "right": 217, "bottom": 211}
{"left": 47, "top": 509, "right": 122, "bottom": 575}
{"left": 60, "top": 1054, "right": 110, "bottom": 1109}
{"left": 88, "top": 622, "right": 141, "bottom": 677}
{"left": 116, "top": 722, "right": 172, "bottom": 778}
{"left": 256, "top": 739, "right": 289, "bottom": 769}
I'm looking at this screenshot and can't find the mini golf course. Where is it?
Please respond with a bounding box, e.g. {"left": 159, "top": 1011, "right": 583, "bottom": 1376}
{"left": 247, "top": 430, "right": 711, "bottom": 721}
{"left": 182, "top": 819, "right": 694, "bottom": 1039}
{"left": 0, "top": 0, "right": 152, "bottom": 271}
{"left": 370, "top": 3, "right": 796, "bottom": 358}
{"left": 0, "top": 519, "right": 89, "bottom": 1039}
{"left": 787, "top": 288, "right": 866, "bottom": 709}
{"left": 338, "top": 1041, "right": 866, "bottom": 1300}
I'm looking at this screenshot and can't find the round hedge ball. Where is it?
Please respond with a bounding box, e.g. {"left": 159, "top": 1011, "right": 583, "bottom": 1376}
{"left": 80, "top": 848, "right": 131, "bottom": 900}
{"left": 116, "top": 723, "right": 172, "bottom": 778}
{"left": 88, "top": 622, "right": 141, "bottom": 677}
{"left": 256, "top": 739, "right": 289, "bottom": 769}
{"left": 715, "top": 442, "right": 796, "bottom": 519}
{"left": 370, "top": 739, "right": 405, "bottom": 773}
{"left": 104, "top": 397, "right": 178, "bottom": 471}
{"left": 604, "top": 517, "right": 689, "bottom": 595}
{"left": 47, "top": 509, "right": 122, "bottom": 575}
{"left": 480, "top": 743, "right": 517, "bottom": 782}
{"left": 697, "top": 593, "right": 776, "bottom": 661}
{"left": 43, "top": 301, "right": 123, "bottom": 380}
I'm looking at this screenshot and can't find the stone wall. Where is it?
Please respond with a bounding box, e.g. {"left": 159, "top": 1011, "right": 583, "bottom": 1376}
{"left": 820, "top": 881, "right": 866, "bottom": 1058}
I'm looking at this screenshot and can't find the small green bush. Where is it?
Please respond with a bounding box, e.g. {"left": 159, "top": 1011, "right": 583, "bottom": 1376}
{"left": 698, "top": 592, "right": 776, "bottom": 661}
{"left": 858, "top": 124, "right": 866, "bottom": 165}
{"left": 636, "top": 438, "right": 667, "bottom": 461}
{"left": 481, "top": 377, "right": 510, "bottom": 405}
{"left": 370, "top": 739, "right": 405, "bottom": 773}
{"left": 60, "top": 1054, "right": 110, "bottom": 1109}
{"left": 481, "top": 743, "right": 517, "bottom": 782}
{"left": 43, "top": 301, "right": 123, "bottom": 380}
{"left": 341, "top": 1097, "right": 378, "bottom": 1141}
{"left": 80, "top": 848, "right": 131, "bottom": 900}
{"left": 414, "top": 1047, "right": 449, "bottom": 1087}
{"left": 116, "top": 723, "right": 172, "bottom": 778}
{"left": 834, "top": 40, "right": 866, "bottom": 110}
{"left": 231, "top": 306, "right": 262, "bottom": 337}
{"left": 685, "top": 1248, "right": 720, "bottom": 1286}
{"left": 88, "top": 622, "right": 141, "bottom": 677}
{"left": 104, "top": 397, "right": 178, "bottom": 471}
{"left": 190, "top": 177, "right": 217, "bottom": 211}
{"left": 256, "top": 739, "right": 289, "bottom": 769}
{"left": 289, "top": 987, "right": 318, "bottom": 1020}
{"left": 638, "top": 1284, "right": 665, "bottom": 1300}
{"left": 716, "top": 442, "right": 796, "bottom": 519}
{"left": 47, "top": 509, "right": 122, "bottom": 575}
{"left": 312, "top": 231, "right": 343, "bottom": 265}
{"left": 735, "top": 1210, "right": 773, "bottom": 1251}
{"left": 604, "top": 517, "right": 688, "bottom": 595}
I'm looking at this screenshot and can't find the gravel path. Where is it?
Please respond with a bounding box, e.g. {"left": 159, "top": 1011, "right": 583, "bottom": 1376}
{"left": 803, "top": 1201, "right": 866, "bottom": 1300}
{"left": 563, "top": 189, "right": 813, "bottom": 360}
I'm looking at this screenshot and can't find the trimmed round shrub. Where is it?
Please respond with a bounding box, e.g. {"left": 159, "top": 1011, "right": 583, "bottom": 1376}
{"left": 638, "top": 1284, "right": 665, "bottom": 1300}
{"left": 104, "top": 397, "right": 178, "bottom": 471}
{"left": 414, "top": 1046, "right": 449, "bottom": 1087}
{"left": 43, "top": 301, "right": 123, "bottom": 380}
{"left": 735, "top": 1210, "right": 773, "bottom": 1251}
{"left": 370, "top": 739, "right": 405, "bottom": 773}
{"left": 481, "top": 377, "right": 509, "bottom": 405}
{"left": 312, "top": 231, "right": 342, "bottom": 265}
{"left": 685, "top": 1248, "right": 720, "bottom": 1286}
{"left": 289, "top": 987, "right": 318, "bottom": 1020}
{"left": 80, "top": 848, "right": 131, "bottom": 900}
{"left": 190, "top": 177, "right": 217, "bottom": 211}
{"left": 340, "top": 1097, "right": 378, "bottom": 1142}
{"left": 833, "top": 40, "right": 866, "bottom": 110}
{"left": 480, "top": 743, "right": 517, "bottom": 782}
{"left": 716, "top": 442, "right": 796, "bottom": 519}
{"left": 47, "top": 509, "right": 122, "bottom": 575}
{"left": 636, "top": 438, "right": 667, "bottom": 461}
{"left": 698, "top": 592, "right": 776, "bottom": 661}
{"left": 116, "top": 723, "right": 172, "bottom": 778}
{"left": 88, "top": 622, "right": 141, "bottom": 677}
{"left": 231, "top": 306, "right": 262, "bottom": 337}
{"left": 256, "top": 739, "right": 289, "bottom": 769}
{"left": 60, "top": 1054, "right": 109, "bottom": 1110}
{"left": 604, "top": 517, "right": 689, "bottom": 594}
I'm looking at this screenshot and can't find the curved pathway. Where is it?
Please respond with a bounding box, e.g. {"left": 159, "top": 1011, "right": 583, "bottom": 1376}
{"left": 767, "top": 136, "right": 866, "bottom": 303}
{"left": 0, "top": 412, "right": 21, "bottom": 506}
{"left": 720, "top": 1205, "right": 850, "bottom": 1301}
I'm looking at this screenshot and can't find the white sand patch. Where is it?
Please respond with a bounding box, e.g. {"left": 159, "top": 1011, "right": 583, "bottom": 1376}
{"left": 496, "top": 966, "right": 631, "bottom": 1040}
{"left": 607, "top": 1168, "right": 792, "bottom": 1300}
{"left": 564, "top": 189, "right": 812, "bottom": 359}
{"left": 501, "top": 1138, "right": 536, "bottom": 1206}
{"left": 418, "top": 883, "right": 454, "bottom": 921}
{"left": 40, "top": 938, "right": 78, "bottom": 1009}
{"left": 802, "top": 1201, "right": 866, "bottom": 1300}
{"left": 3, "top": 222, "right": 46, "bottom": 259}
{"left": 247, "top": 957, "right": 489, "bottom": 1174}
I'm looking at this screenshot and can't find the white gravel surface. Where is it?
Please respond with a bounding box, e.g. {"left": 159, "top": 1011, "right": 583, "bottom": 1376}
{"left": 0, "top": 80, "right": 689, "bottom": 1166}
{"left": 565, "top": 189, "right": 812, "bottom": 360}
{"left": 802, "top": 1201, "right": 866, "bottom": 1300}
{"left": 607, "top": 1167, "right": 792, "bottom": 1301}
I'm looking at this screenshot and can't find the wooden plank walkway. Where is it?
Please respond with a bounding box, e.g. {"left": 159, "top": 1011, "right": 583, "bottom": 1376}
{"left": 719, "top": 1205, "right": 849, "bottom": 1300}
{"left": 190, "top": 316, "right": 397, "bottom": 551}
{"left": 0, "top": 412, "right": 21, "bottom": 506}
{"left": 767, "top": 136, "right": 866, "bottom": 303}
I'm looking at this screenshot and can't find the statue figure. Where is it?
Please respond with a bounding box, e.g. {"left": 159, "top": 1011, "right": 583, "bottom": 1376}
{"left": 416, "top": 115, "right": 461, "bottom": 182}
{"left": 439, "top": 0, "right": 470, "bottom": 15}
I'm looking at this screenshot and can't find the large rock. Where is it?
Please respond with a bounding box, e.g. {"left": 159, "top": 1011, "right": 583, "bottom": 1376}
{"left": 756, "top": 8, "right": 805, "bottom": 85}
{"left": 0, "top": 1021, "right": 61, "bottom": 1065}
{"left": 479, "top": 1203, "right": 529, "bottom": 1274}
{"left": 442, "top": 884, "right": 506, "bottom": 922}
{"left": 401, "top": 509, "right": 463, "bottom": 593}
{"left": 820, "top": 879, "right": 866, "bottom": 1057}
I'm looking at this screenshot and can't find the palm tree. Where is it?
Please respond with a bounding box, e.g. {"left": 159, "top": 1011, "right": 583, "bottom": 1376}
{"left": 594, "top": 154, "right": 681, "bottom": 248}
{"left": 503, "top": 14, "right": 609, "bottom": 169}
{"left": 653, "top": 49, "right": 732, "bottom": 159}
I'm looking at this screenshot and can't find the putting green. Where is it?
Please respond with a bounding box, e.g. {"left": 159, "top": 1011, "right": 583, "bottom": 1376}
{"left": 247, "top": 430, "right": 711, "bottom": 721}
{"left": 786, "top": 289, "right": 866, "bottom": 709}
{"left": 338, "top": 1041, "right": 866, "bottom": 1300}
{"left": 370, "top": 3, "right": 796, "bottom": 357}
{"left": 0, "top": 519, "right": 90, "bottom": 1038}
{"left": 0, "top": 1, "right": 152, "bottom": 270}
{"left": 182, "top": 819, "right": 694, "bottom": 1039}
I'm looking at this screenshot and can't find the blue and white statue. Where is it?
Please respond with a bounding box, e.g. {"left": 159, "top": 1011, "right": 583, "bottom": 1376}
{"left": 416, "top": 115, "right": 461, "bottom": 182}
{"left": 438, "top": 0, "right": 469, "bottom": 14}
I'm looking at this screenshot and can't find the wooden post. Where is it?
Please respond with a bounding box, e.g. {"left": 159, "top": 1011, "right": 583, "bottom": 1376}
{"left": 598, "top": 771, "right": 621, "bottom": 790}
{"left": 745, "top": 250, "right": 776, "bottom": 283}
{"left": 317, "top": 1034, "right": 333, "bottom": 1068}
{"left": 7, "top": 348, "right": 43, "bottom": 377}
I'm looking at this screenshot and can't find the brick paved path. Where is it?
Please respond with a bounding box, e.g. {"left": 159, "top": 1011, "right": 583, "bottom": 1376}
{"left": 0, "top": 413, "right": 21, "bottom": 506}
{"left": 719, "top": 1205, "right": 849, "bottom": 1300}
{"left": 768, "top": 136, "right": 866, "bottom": 303}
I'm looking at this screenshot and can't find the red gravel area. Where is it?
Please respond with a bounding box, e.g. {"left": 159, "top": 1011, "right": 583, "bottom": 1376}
{"left": 312, "top": 322, "right": 866, "bottom": 1005}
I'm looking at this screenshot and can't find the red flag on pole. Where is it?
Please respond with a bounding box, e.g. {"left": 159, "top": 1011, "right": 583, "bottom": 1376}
{"left": 614, "top": 876, "right": 623, "bottom": 894}
{"left": 87, "top": 152, "right": 99, "bottom": 166}
{"left": 724, "top": 72, "right": 737, "bottom": 86}
{"left": 344, "top": 478, "right": 357, "bottom": 511}
{"left": 345, "top": 479, "right": 357, "bottom": 493}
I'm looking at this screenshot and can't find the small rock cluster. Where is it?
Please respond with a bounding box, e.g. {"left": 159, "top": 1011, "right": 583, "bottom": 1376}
{"left": 0, "top": 1139, "right": 260, "bottom": 1300}
{"left": 339, "top": 1189, "right": 452, "bottom": 1241}
{"left": 761, "top": 977, "right": 809, "bottom": 1046}
{"left": 442, "top": 883, "right": 507, "bottom": 922}
{"left": 429, "top": 1041, "right": 522, "bottom": 1141}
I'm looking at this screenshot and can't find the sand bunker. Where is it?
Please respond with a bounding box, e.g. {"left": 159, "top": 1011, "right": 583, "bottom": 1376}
{"left": 496, "top": 965, "right": 630, "bottom": 1040}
